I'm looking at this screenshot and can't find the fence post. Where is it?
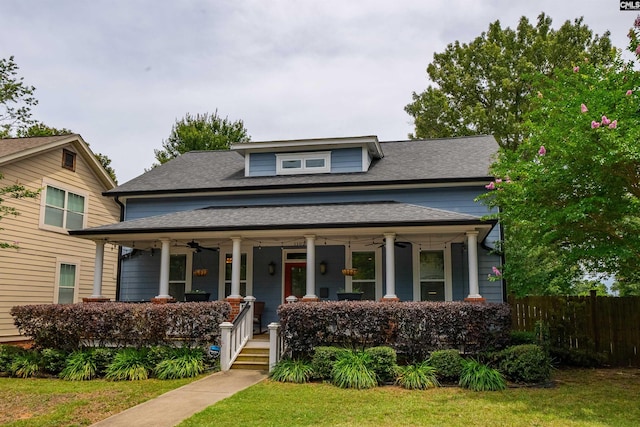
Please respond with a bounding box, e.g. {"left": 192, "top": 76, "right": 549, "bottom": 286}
{"left": 590, "top": 289, "right": 599, "bottom": 353}
{"left": 219, "top": 322, "right": 233, "bottom": 371}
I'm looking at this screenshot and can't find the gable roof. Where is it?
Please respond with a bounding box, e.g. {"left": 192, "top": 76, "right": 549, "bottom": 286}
{"left": 0, "top": 134, "right": 116, "bottom": 189}
{"left": 107, "top": 135, "right": 498, "bottom": 196}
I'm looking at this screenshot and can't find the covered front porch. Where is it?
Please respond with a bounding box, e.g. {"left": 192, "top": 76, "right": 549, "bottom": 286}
{"left": 70, "top": 202, "right": 501, "bottom": 325}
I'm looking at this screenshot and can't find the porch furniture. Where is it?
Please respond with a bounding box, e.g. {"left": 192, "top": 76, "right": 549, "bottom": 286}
{"left": 253, "top": 301, "right": 265, "bottom": 334}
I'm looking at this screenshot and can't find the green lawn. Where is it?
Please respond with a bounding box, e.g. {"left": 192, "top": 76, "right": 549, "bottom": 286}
{"left": 0, "top": 376, "right": 201, "bottom": 427}
{"left": 179, "top": 369, "right": 640, "bottom": 427}
{"left": 1, "top": 369, "right": 638, "bottom": 426}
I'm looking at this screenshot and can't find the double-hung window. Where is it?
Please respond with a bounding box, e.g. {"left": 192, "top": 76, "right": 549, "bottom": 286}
{"left": 351, "top": 251, "right": 377, "bottom": 300}
{"left": 56, "top": 262, "right": 77, "bottom": 303}
{"left": 42, "top": 183, "right": 87, "bottom": 231}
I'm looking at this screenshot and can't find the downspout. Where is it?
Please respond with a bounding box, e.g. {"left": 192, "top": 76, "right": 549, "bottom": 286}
{"left": 114, "top": 196, "right": 125, "bottom": 302}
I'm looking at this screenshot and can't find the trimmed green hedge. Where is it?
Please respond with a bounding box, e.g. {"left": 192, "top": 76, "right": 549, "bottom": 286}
{"left": 279, "top": 301, "right": 511, "bottom": 361}
{"left": 11, "top": 302, "right": 231, "bottom": 351}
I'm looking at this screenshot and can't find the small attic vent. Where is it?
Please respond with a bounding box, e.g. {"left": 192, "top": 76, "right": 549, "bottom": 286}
{"left": 62, "top": 149, "right": 76, "bottom": 172}
{"left": 276, "top": 152, "right": 331, "bottom": 175}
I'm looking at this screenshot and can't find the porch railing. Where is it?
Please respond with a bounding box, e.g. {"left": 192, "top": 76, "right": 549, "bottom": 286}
{"left": 219, "top": 297, "right": 255, "bottom": 371}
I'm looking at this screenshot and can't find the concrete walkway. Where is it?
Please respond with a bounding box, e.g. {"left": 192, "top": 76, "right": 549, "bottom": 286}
{"left": 91, "top": 369, "right": 268, "bottom": 427}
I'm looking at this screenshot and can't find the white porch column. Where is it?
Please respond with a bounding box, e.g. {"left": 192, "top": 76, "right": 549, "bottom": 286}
{"left": 304, "top": 235, "right": 318, "bottom": 300}
{"left": 465, "top": 231, "right": 484, "bottom": 301}
{"left": 229, "top": 236, "right": 243, "bottom": 298}
{"left": 383, "top": 233, "right": 398, "bottom": 300}
{"left": 156, "top": 238, "right": 172, "bottom": 299}
{"left": 90, "top": 241, "right": 105, "bottom": 298}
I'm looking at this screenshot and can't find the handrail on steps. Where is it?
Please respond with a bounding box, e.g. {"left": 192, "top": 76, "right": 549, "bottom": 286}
{"left": 219, "top": 296, "right": 255, "bottom": 371}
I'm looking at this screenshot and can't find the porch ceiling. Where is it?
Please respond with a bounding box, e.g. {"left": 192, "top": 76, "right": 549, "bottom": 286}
{"left": 69, "top": 201, "right": 496, "bottom": 248}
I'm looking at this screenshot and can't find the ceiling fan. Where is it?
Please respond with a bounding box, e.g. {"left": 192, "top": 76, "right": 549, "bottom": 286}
{"left": 365, "top": 240, "right": 410, "bottom": 248}
{"left": 186, "top": 240, "right": 218, "bottom": 252}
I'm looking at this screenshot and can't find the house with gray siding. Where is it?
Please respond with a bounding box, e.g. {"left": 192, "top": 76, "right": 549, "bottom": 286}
{"left": 70, "top": 135, "right": 503, "bottom": 326}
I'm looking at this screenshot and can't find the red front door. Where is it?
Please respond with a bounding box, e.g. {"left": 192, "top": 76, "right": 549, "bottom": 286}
{"left": 284, "top": 262, "right": 306, "bottom": 301}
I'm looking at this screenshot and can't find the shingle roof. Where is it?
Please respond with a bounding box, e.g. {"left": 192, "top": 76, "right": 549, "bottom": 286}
{"left": 69, "top": 201, "right": 494, "bottom": 236}
{"left": 0, "top": 135, "right": 75, "bottom": 159}
{"left": 107, "top": 135, "right": 498, "bottom": 196}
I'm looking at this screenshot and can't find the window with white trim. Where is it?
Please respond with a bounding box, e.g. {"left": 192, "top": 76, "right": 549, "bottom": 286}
{"left": 351, "top": 251, "right": 376, "bottom": 300}
{"left": 42, "top": 185, "right": 86, "bottom": 230}
{"left": 276, "top": 152, "right": 331, "bottom": 175}
{"left": 56, "top": 263, "right": 77, "bottom": 303}
{"left": 169, "top": 254, "right": 187, "bottom": 302}
{"left": 419, "top": 251, "right": 445, "bottom": 301}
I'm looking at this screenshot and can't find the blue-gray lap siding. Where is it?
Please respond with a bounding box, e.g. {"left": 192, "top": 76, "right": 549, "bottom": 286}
{"left": 119, "top": 185, "right": 503, "bottom": 304}
{"left": 247, "top": 147, "right": 363, "bottom": 176}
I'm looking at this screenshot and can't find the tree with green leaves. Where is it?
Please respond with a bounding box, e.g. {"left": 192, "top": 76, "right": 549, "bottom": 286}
{"left": 405, "top": 13, "right": 614, "bottom": 151}
{"left": 153, "top": 111, "right": 250, "bottom": 167}
{"left": 0, "top": 56, "right": 38, "bottom": 137}
{"left": 0, "top": 174, "right": 40, "bottom": 248}
{"left": 481, "top": 29, "right": 640, "bottom": 296}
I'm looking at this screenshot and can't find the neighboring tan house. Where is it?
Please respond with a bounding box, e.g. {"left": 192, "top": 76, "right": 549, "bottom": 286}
{"left": 0, "top": 134, "right": 119, "bottom": 343}
{"left": 70, "top": 135, "right": 504, "bottom": 326}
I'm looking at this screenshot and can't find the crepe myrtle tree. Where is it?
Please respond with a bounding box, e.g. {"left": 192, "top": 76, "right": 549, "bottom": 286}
{"left": 480, "top": 28, "right": 640, "bottom": 296}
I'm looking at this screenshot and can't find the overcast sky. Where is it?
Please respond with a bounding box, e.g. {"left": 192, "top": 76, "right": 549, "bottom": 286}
{"left": 0, "top": 1, "right": 633, "bottom": 183}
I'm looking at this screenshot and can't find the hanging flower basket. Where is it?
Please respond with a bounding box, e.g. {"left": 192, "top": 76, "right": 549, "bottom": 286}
{"left": 193, "top": 269, "right": 209, "bottom": 277}
{"left": 341, "top": 268, "right": 358, "bottom": 276}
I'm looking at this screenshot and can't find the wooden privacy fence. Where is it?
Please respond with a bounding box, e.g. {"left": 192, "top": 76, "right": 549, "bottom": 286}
{"left": 508, "top": 292, "right": 640, "bottom": 367}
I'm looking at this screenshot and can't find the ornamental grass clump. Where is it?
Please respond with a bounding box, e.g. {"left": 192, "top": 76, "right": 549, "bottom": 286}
{"left": 60, "top": 350, "right": 98, "bottom": 381}
{"left": 459, "top": 359, "right": 506, "bottom": 391}
{"left": 331, "top": 350, "right": 378, "bottom": 389}
{"left": 395, "top": 361, "right": 439, "bottom": 390}
{"left": 154, "top": 347, "right": 205, "bottom": 380}
{"left": 269, "top": 358, "right": 315, "bottom": 383}
{"left": 10, "top": 351, "right": 42, "bottom": 378}
{"left": 105, "top": 348, "right": 151, "bottom": 381}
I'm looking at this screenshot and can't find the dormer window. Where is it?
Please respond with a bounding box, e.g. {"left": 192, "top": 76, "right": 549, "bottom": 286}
{"left": 276, "top": 152, "right": 331, "bottom": 175}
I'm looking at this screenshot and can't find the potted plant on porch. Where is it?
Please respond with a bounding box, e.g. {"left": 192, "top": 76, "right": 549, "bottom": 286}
{"left": 336, "top": 287, "right": 364, "bottom": 301}
{"left": 184, "top": 289, "right": 211, "bottom": 302}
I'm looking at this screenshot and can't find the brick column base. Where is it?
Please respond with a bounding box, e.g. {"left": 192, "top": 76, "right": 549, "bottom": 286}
{"left": 301, "top": 296, "right": 320, "bottom": 302}
{"left": 381, "top": 297, "right": 400, "bottom": 302}
{"left": 226, "top": 297, "right": 244, "bottom": 321}
{"left": 464, "top": 297, "right": 486, "bottom": 303}
{"left": 82, "top": 297, "right": 110, "bottom": 303}
{"left": 151, "top": 297, "right": 176, "bottom": 304}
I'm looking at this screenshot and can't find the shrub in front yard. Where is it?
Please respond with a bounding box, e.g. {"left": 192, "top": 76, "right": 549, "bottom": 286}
{"left": 365, "top": 346, "right": 397, "bottom": 384}
{"left": 459, "top": 359, "right": 506, "bottom": 391}
{"left": 550, "top": 347, "right": 606, "bottom": 368}
{"left": 331, "top": 350, "right": 378, "bottom": 389}
{"left": 154, "top": 347, "right": 205, "bottom": 379}
{"left": 311, "top": 346, "right": 346, "bottom": 380}
{"left": 428, "top": 349, "right": 464, "bottom": 383}
{"left": 498, "top": 344, "right": 552, "bottom": 384}
{"left": 11, "top": 301, "right": 231, "bottom": 351}
{"left": 269, "top": 358, "right": 315, "bottom": 383}
{"left": 510, "top": 330, "right": 538, "bottom": 346}
{"left": 278, "top": 301, "right": 511, "bottom": 361}
{"left": 395, "top": 361, "right": 439, "bottom": 390}
{"left": 0, "top": 344, "right": 25, "bottom": 374}
{"left": 40, "top": 348, "right": 68, "bottom": 375}
{"left": 105, "top": 348, "right": 151, "bottom": 381}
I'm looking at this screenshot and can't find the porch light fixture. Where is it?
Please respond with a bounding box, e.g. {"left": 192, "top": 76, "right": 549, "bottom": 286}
{"left": 319, "top": 261, "right": 327, "bottom": 275}
{"left": 268, "top": 261, "right": 276, "bottom": 275}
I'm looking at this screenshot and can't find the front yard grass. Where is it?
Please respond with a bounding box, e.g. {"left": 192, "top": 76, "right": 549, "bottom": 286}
{"left": 180, "top": 368, "right": 640, "bottom": 427}
{"left": 0, "top": 375, "right": 201, "bottom": 426}
{"left": 1, "top": 369, "right": 638, "bottom": 426}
